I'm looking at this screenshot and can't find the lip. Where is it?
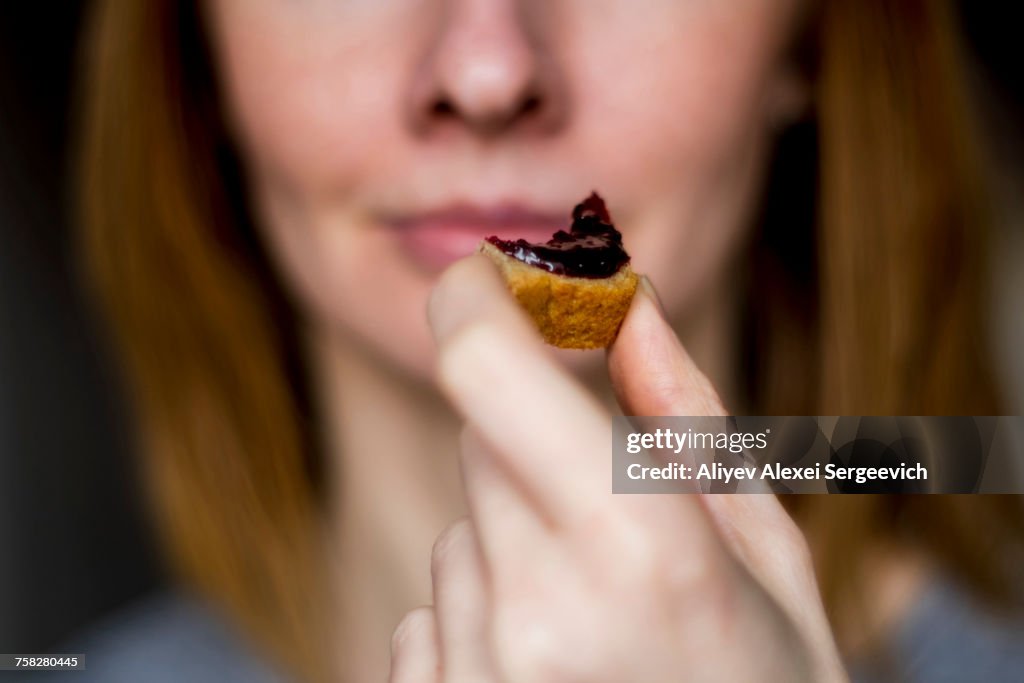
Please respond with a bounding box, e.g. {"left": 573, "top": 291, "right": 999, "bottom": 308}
{"left": 386, "top": 203, "right": 568, "bottom": 272}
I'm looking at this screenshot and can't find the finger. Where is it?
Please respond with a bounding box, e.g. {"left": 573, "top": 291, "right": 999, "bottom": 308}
{"left": 608, "top": 276, "right": 770, "bottom": 492}
{"left": 428, "top": 255, "right": 609, "bottom": 525}
{"left": 607, "top": 279, "right": 832, "bottom": 651}
{"left": 609, "top": 277, "right": 800, "bottom": 534}
{"left": 608, "top": 276, "right": 779, "bottom": 495}
{"left": 701, "top": 495, "right": 818, "bottom": 605}
{"left": 428, "top": 254, "right": 539, "bottom": 348}
{"left": 431, "top": 518, "right": 495, "bottom": 680}
{"left": 459, "top": 427, "right": 558, "bottom": 582}
{"left": 389, "top": 607, "right": 441, "bottom": 683}
{"left": 433, "top": 258, "right": 731, "bottom": 599}
{"left": 607, "top": 275, "right": 727, "bottom": 418}
{"left": 700, "top": 494, "right": 845, "bottom": 678}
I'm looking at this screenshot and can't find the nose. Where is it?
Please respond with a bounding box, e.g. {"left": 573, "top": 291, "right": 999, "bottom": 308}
{"left": 408, "top": 0, "right": 565, "bottom": 138}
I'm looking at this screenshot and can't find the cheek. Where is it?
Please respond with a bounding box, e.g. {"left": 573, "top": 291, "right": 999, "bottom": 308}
{"left": 257, "top": 196, "right": 439, "bottom": 375}
{"left": 205, "top": 0, "right": 796, "bottom": 379}
{"left": 206, "top": 0, "right": 442, "bottom": 374}
{"left": 206, "top": 0, "right": 426, "bottom": 200}
{"left": 566, "top": 1, "right": 788, "bottom": 314}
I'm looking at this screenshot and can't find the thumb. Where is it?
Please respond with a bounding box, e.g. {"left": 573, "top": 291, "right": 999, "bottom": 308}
{"left": 609, "top": 279, "right": 844, "bottom": 680}
{"left": 607, "top": 275, "right": 726, "bottom": 418}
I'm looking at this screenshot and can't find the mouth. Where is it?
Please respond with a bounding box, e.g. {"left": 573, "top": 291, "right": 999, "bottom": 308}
{"left": 385, "top": 203, "right": 568, "bottom": 272}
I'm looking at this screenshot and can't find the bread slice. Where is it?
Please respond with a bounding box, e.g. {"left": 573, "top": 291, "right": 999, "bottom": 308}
{"left": 480, "top": 240, "right": 638, "bottom": 349}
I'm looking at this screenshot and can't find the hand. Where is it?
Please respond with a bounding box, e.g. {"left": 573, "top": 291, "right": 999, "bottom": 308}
{"left": 388, "top": 255, "right": 848, "bottom": 683}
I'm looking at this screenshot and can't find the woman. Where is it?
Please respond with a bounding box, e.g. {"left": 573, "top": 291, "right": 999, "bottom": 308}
{"left": 75, "top": 0, "right": 1022, "bottom": 681}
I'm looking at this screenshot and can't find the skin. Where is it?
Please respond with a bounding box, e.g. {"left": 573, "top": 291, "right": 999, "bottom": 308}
{"left": 392, "top": 257, "right": 847, "bottom": 682}
{"left": 202, "top": 0, "right": 847, "bottom": 680}
{"left": 206, "top": 0, "right": 805, "bottom": 385}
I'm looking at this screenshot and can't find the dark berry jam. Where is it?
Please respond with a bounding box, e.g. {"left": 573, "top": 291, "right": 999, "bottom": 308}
{"left": 485, "top": 192, "right": 629, "bottom": 278}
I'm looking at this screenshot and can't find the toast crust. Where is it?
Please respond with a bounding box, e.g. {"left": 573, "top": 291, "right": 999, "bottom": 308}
{"left": 480, "top": 241, "right": 638, "bottom": 349}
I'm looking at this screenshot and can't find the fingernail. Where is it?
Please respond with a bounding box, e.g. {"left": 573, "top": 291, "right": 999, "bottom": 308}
{"left": 638, "top": 275, "right": 668, "bottom": 319}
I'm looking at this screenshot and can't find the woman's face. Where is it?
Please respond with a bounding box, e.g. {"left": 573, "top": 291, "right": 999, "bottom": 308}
{"left": 206, "top": 0, "right": 804, "bottom": 378}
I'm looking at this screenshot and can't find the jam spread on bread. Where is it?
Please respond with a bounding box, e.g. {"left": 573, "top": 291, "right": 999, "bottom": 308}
{"left": 484, "top": 192, "right": 629, "bottom": 278}
{"left": 479, "top": 191, "right": 638, "bottom": 349}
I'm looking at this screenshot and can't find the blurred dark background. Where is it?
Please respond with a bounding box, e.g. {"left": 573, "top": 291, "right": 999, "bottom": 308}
{"left": 0, "top": 1, "right": 1021, "bottom": 655}
{"left": 0, "top": 2, "right": 161, "bottom": 655}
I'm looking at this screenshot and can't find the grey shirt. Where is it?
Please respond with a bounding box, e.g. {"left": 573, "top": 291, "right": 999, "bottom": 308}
{"left": 18, "top": 594, "right": 289, "bottom": 683}
{"left": 18, "top": 577, "right": 1024, "bottom": 682}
